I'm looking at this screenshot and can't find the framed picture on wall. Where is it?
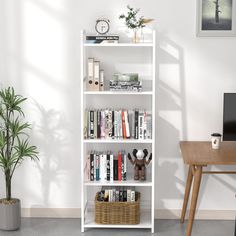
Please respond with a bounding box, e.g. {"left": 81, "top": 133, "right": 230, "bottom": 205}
{"left": 197, "top": 0, "right": 236, "bottom": 36}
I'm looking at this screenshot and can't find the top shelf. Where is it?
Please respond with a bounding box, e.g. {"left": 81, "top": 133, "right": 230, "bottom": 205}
{"left": 84, "top": 43, "right": 154, "bottom": 47}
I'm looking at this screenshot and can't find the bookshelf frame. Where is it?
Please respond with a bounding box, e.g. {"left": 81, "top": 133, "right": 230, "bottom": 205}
{"left": 80, "top": 30, "right": 156, "bottom": 233}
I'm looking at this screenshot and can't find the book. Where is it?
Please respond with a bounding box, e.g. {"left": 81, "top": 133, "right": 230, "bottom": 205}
{"left": 90, "top": 152, "right": 94, "bottom": 181}
{"left": 124, "top": 110, "right": 130, "bottom": 138}
{"left": 106, "top": 153, "right": 110, "bottom": 181}
{"left": 134, "top": 109, "right": 139, "bottom": 139}
{"left": 127, "top": 189, "right": 131, "bottom": 202}
{"left": 87, "top": 58, "right": 94, "bottom": 91}
{"left": 121, "top": 110, "right": 126, "bottom": 138}
{"left": 97, "top": 110, "right": 101, "bottom": 139}
{"left": 86, "top": 35, "right": 119, "bottom": 44}
{"left": 131, "top": 190, "right": 135, "bottom": 202}
{"left": 84, "top": 153, "right": 90, "bottom": 181}
{"left": 94, "top": 110, "right": 97, "bottom": 139}
{"left": 115, "top": 189, "right": 119, "bottom": 201}
{"left": 114, "top": 158, "right": 118, "bottom": 181}
{"left": 95, "top": 153, "right": 100, "bottom": 181}
{"left": 123, "top": 153, "right": 127, "bottom": 181}
{"left": 138, "top": 110, "right": 144, "bottom": 139}
{"left": 100, "top": 110, "right": 105, "bottom": 138}
{"left": 105, "top": 109, "right": 113, "bottom": 138}
{"left": 118, "top": 152, "right": 122, "bottom": 181}
{"left": 110, "top": 154, "right": 114, "bottom": 181}
{"left": 90, "top": 110, "right": 94, "bottom": 139}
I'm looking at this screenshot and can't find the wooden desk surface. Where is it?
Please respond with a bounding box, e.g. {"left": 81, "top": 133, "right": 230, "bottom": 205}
{"left": 180, "top": 141, "right": 236, "bottom": 165}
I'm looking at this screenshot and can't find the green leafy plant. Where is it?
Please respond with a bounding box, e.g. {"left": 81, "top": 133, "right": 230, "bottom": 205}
{"left": 119, "top": 5, "right": 145, "bottom": 30}
{"left": 0, "top": 87, "right": 38, "bottom": 201}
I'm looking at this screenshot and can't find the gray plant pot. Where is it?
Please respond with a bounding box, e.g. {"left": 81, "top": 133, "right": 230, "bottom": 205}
{"left": 0, "top": 199, "right": 21, "bottom": 231}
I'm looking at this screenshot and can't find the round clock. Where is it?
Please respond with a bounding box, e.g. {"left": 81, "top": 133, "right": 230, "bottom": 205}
{"left": 95, "top": 18, "right": 110, "bottom": 35}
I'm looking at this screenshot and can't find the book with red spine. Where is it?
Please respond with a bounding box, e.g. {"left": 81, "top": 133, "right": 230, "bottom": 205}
{"left": 118, "top": 151, "right": 122, "bottom": 181}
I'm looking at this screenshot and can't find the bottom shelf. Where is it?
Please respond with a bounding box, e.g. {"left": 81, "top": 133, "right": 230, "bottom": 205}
{"left": 84, "top": 210, "right": 152, "bottom": 229}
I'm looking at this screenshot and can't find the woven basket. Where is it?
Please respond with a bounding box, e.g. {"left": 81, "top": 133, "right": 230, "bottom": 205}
{"left": 95, "top": 192, "right": 140, "bottom": 225}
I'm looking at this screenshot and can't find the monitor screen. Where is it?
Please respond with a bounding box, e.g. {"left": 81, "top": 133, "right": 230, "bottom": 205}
{"left": 223, "top": 93, "right": 236, "bottom": 141}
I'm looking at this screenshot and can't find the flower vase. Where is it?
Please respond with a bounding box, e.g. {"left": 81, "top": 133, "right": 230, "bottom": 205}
{"left": 132, "top": 29, "right": 140, "bottom": 43}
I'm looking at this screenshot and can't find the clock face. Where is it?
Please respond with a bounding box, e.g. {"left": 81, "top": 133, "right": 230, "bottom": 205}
{"left": 95, "top": 20, "right": 109, "bottom": 35}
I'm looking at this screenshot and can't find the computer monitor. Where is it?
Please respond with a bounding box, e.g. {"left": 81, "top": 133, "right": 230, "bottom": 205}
{"left": 223, "top": 93, "right": 236, "bottom": 141}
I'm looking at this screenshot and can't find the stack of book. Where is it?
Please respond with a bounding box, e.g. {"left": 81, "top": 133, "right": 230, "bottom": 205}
{"left": 86, "top": 35, "right": 119, "bottom": 44}
{"left": 97, "top": 186, "right": 136, "bottom": 202}
{"left": 109, "top": 73, "right": 142, "bottom": 92}
{"left": 87, "top": 58, "right": 104, "bottom": 91}
{"left": 85, "top": 151, "right": 127, "bottom": 182}
{"left": 84, "top": 109, "right": 152, "bottom": 140}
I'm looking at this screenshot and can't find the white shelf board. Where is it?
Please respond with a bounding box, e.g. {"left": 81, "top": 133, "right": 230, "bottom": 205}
{"left": 83, "top": 139, "right": 153, "bottom": 144}
{"left": 84, "top": 43, "right": 154, "bottom": 47}
{"left": 84, "top": 91, "right": 153, "bottom": 96}
{"left": 84, "top": 210, "right": 152, "bottom": 229}
{"left": 84, "top": 180, "right": 152, "bottom": 187}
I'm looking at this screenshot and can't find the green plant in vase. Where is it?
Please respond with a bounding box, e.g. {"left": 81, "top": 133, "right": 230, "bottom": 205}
{"left": 119, "top": 5, "right": 154, "bottom": 43}
{"left": 0, "top": 87, "right": 39, "bottom": 230}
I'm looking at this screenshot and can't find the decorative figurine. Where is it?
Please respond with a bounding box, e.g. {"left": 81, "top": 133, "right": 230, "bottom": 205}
{"left": 128, "top": 149, "right": 152, "bottom": 180}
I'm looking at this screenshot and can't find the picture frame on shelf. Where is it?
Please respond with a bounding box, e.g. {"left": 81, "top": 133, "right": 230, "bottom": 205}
{"left": 196, "top": 0, "right": 236, "bottom": 36}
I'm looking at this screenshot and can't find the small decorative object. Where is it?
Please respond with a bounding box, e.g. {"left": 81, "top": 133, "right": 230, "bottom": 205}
{"left": 109, "top": 73, "right": 142, "bottom": 92}
{"left": 211, "top": 133, "right": 222, "bottom": 149}
{"left": 95, "top": 17, "right": 110, "bottom": 35}
{"left": 119, "top": 5, "right": 154, "bottom": 43}
{"left": 197, "top": 0, "right": 236, "bottom": 36}
{"left": 0, "top": 87, "right": 39, "bottom": 230}
{"left": 128, "top": 149, "right": 152, "bottom": 180}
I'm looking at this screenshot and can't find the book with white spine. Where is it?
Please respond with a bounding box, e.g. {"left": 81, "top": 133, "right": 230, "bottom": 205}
{"left": 124, "top": 110, "right": 130, "bottom": 138}
{"left": 138, "top": 110, "right": 144, "bottom": 139}
{"left": 110, "top": 153, "right": 114, "bottom": 181}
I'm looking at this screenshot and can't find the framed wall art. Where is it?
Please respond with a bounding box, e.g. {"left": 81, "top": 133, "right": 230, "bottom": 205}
{"left": 197, "top": 0, "right": 236, "bottom": 36}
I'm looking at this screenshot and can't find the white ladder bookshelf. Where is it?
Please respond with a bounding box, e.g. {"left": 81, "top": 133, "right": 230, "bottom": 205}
{"left": 80, "top": 30, "right": 156, "bottom": 233}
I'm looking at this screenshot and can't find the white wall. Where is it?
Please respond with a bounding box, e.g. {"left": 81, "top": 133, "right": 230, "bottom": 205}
{"left": 0, "top": 0, "right": 236, "bottom": 215}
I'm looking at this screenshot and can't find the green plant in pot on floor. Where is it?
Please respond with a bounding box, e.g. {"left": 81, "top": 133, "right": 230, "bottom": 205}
{"left": 0, "top": 87, "right": 38, "bottom": 230}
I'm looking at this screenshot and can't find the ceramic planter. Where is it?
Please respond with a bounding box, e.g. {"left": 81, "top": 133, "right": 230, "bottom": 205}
{"left": 0, "top": 199, "right": 21, "bottom": 230}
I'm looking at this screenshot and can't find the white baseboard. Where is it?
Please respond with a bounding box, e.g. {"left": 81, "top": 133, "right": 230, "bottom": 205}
{"left": 21, "top": 208, "right": 236, "bottom": 220}
{"left": 21, "top": 208, "right": 81, "bottom": 218}
{"left": 155, "top": 209, "right": 236, "bottom": 220}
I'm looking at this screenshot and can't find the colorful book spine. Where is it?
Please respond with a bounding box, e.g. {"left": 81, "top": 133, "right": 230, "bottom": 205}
{"left": 134, "top": 109, "right": 139, "bottom": 139}
{"left": 95, "top": 154, "right": 100, "bottom": 181}
{"left": 90, "top": 152, "right": 94, "bottom": 181}
{"left": 90, "top": 110, "right": 94, "bottom": 139}
{"left": 118, "top": 152, "right": 122, "bottom": 181}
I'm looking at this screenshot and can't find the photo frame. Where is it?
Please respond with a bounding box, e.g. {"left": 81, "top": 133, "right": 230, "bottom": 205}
{"left": 197, "top": 0, "right": 236, "bottom": 36}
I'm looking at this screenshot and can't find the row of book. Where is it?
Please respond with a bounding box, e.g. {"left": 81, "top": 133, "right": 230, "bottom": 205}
{"left": 85, "top": 151, "right": 127, "bottom": 182}
{"left": 87, "top": 58, "right": 104, "bottom": 91}
{"left": 86, "top": 35, "right": 119, "bottom": 44}
{"left": 84, "top": 109, "right": 152, "bottom": 140}
{"left": 97, "top": 186, "right": 136, "bottom": 202}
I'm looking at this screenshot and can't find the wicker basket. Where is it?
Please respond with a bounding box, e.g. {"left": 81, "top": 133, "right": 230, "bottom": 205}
{"left": 95, "top": 192, "right": 140, "bottom": 225}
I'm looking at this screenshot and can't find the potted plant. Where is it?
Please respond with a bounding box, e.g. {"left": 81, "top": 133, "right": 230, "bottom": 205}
{"left": 0, "top": 87, "right": 38, "bottom": 230}
{"left": 119, "top": 5, "right": 154, "bottom": 43}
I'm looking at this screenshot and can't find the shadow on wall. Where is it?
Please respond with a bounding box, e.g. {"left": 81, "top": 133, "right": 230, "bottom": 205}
{"left": 155, "top": 32, "right": 187, "bottom": 213}
{"left": 30, "top": 101, "right": 69, "bottom": 209}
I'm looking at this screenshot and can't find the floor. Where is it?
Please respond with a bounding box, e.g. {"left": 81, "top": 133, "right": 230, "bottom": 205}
{"left": 0, "top": 218, "right": 234, "bottom": 236}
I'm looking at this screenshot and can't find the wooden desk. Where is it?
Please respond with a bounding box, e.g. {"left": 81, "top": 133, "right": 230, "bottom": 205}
{"left": 180, "top": 141, "right": 236, "bottom": 236}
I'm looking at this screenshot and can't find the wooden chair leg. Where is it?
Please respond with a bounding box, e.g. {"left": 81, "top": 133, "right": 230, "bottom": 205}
{"left": 186, "top": 165, "right": 202, "bottom": 236}
{"left": 181, "top": 165, "right": 193, "bottom": 223}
